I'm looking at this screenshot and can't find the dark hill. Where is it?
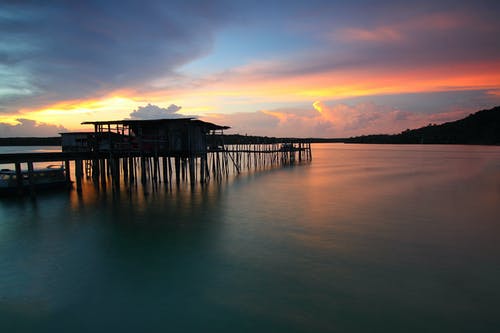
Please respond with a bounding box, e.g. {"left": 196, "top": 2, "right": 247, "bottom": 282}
{"left": 345, "top": 106, "right": 500, "bottom": 145}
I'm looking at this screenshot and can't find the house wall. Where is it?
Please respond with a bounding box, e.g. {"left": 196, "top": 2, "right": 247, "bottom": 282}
{"left": 61, "top": 133, "right": 91, "bottom": 152}
{"left": 131, "top": 123, "right": 207, "bottom": 155}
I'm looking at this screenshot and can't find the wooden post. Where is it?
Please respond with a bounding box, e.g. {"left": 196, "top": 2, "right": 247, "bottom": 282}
{"left": 129, "top": 156, "right": 135, "bottom": 184}
{"left": 189, "top": 157, "right": 195, "bottom": 184}
{"left": 100, "top": 159, "right": 107, "bottom": 189}
{"left": 27, "top": 161, "right": 35, "bottom": 196}
{"left": 200, "top": 155, "right": 206, "bottom": 184}
{"left": 75, "top": 159, "right": 83, "bottom": 192}
{"left": 92, "top": 158, "right": 99, "bottom": 183}
{"left": 168, "top": 157, "right": 173, "bottom": 185}
{"left": 112, "top": 157, "right": 120, "bottom": 189}
{"left": 162, "top": 156, "right": 168, "bottom": 184}
{"left": 140, "top": 157, "right": 146, "bottom": 184}
{"left": 123, "top": 157, "right": 129, "bottom": 183}
{"left": 174, "top": 157, "right": 180, "bottom": 185}
{"left": 181, "top": 158, "right": 186, "bottom": 181}
{"left": 15, "top": 162, "right": 23, "bottom": 195}
{"left": 65, "top": 160, "right": 71, "bottom": 185}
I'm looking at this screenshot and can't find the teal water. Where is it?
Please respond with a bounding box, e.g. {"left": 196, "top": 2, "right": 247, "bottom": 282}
{"left": 1, "top": 144, "right": 499, "bottom": 332}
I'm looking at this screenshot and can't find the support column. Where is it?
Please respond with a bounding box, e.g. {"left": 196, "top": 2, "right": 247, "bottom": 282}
{"left": 92, "top": 158, "right": 99, "bottom": 183}
{"left": 123, "top": 157, "right": 129, "bottom": 184}
{"left": 129, "top": 157, "right": 135, "bottom": 184}
{"left": 65, "top": 160, "right": 71, "bottom": 185}
{"left": 100, "top": 159, "right": 107, "bottom": 189}
{"left": 75, "top": 159, "right": 83, "bottom": 193}
{"left": 162, "top": 157, "right": 168, "bottom": 184}
{"left": 112, "top": 157, "right": 120, "bottom": 189}
{"left": 189, "top": 157, "right": 195, "bottom": 184}
{"left": 15, "top": 162, "right": 23, "bottom": 195}
{"left": 174, "top": 157, "right": 180, "bottom": 185}
{"left": 200, "top": 155, "right": 206, "bottom": 184}
{"left": 27, "top": 161, "right": 35, "bottom": 196}
{"left": 140, "top": 157, "right": 146, "bottom": 184}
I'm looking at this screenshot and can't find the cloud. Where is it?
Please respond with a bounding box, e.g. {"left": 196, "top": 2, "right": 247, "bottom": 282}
{"left": 263, "top": 5, "right": 500, "bottom": 81}
{"left": 336, "top": 11, "right": 468, "bottom": 44}
{"left": 201, "top": 111, "right": 279, "bottom": 135}
{"left": 1, "top": 0, "right": 498, "bottom": 133}
{"left": 202, "top": 101, "right": 475, "bottom": 138}
{"left": 129, "top": 103, "right": 183, "bottom": 120}
{"left": 338, "top": 27, "right": 402, "bottom": 43}
{"left": 0, "top": 1, "right": 233, "bottom": 112}
{"left": 0, "top": 118, "right": 68, "bottom": 137}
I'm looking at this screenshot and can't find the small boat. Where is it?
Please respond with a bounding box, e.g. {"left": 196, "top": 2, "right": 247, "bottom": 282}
{"left": 0, "top": 164, "right": 70, "bottom": 195}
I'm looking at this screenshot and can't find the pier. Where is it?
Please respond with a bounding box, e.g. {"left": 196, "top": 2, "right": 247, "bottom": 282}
{"left": 0, "top": 118, "right": 312, "bottom": 195}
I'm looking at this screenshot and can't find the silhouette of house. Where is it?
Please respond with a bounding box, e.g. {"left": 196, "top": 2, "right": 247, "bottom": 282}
{"left": 63, "top": 118, "right": 230, "bottom": 156}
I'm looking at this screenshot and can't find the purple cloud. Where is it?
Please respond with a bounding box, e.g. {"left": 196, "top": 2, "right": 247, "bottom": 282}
{"left": 0, "top": 118, "right": 68, "bottom": 137}
{"left": 0, "top": 0, "right": 233, "bottom": 112}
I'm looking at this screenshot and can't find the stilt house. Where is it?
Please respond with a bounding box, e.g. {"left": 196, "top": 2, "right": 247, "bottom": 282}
{"left": 62, "top": 118, "right": 229, "bottom": 156}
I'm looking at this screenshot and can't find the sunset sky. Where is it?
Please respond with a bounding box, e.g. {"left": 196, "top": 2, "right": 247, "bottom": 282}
{"left": 1, "top": 0, "right": 499, "bottom": 137}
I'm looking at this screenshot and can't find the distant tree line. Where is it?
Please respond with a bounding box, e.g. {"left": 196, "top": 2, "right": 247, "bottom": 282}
{"left": 0, "top": 137, "right": 61, "bottom": 146}
{"left": 345, "top": 106, "right": 500, "bottom": 145}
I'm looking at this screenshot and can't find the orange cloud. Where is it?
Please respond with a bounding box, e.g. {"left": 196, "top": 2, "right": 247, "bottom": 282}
{"left": 3, "top": 89, "right": 202, "bottom": 131}
{"left": 312, "top": 101, "right": 324, "bottom": 114}
{"left": 183, "top": 59, "right": 500, "bottom": 106}
{"left": 336, "top": 11, "right": 474, "bottom": 43}
{"left": 202, "top": 101, "right": 478, "bottom": 138}
{"left": 261, "top": 109, "right": 297, "bottom": 123}
{"left": 6, "top": 57, "right": 497, "bottom": 135}
{"left": 339, "top": 27, "right": 402, "bottom": 42}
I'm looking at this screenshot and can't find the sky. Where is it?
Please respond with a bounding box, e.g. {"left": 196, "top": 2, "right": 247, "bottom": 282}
{"left": 1, "top": 0, "right": 499, "bottom": 138}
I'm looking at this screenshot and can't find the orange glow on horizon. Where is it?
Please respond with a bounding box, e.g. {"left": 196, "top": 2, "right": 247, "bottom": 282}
{"left": 170, "top": 60, "right": 500, "bottom": 104}
{"left": 1, "top": 59, "right": 498, "bottom": 133}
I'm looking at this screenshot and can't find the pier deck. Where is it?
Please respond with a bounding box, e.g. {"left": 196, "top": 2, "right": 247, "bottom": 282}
{"left": 0, "top": 141, "right": 312, "bottom": 196}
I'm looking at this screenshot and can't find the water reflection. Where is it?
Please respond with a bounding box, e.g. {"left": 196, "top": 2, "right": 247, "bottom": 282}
{"left": 66, "top": 173, "right": 232, "bottom": 226}
{"left": 1, "top": 144, "right": 500, "bottom": 332}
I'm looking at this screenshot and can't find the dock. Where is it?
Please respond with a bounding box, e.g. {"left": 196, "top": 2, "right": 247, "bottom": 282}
{"left": 0, "top": 118, "right": 312, "bottom": 195}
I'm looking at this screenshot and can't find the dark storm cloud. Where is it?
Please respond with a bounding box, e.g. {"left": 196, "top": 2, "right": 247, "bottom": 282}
{"left": 0, "top": 0, "right": 233, "bottom": 110}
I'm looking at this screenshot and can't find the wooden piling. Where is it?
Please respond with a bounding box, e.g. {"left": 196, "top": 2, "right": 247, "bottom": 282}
{"left": 26, "top": 161, "right": 35, "bottom": 196}
{"left": 128, "top": 156, "right": 135, "bottom": 184}
{"left": 65, "top": 160, "right": 71, "bottom": 185}
{"left": 189, "top": 157, "right": 195, "bottom": 184}
{"left": 75, "top": 159, "right": 83, "bottom": 192}
{"left": 100, "top": 159, "right": 107, "bottom": 189}
{"left": 140, "top": 157, "right": 146, "bottom": 184}
{"left": 174, "top": 157, "right": 180, "bottom": 185}
{"left": 14, "top": 162, "right": 23, "bottom": 195}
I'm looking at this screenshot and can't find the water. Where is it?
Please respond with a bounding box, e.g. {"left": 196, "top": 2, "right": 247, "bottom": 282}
{"left": 0, "top": 146, "right": 62, "bottom": 170}
{"left": 1, "top": 144, "right": 499, "bottom": 332}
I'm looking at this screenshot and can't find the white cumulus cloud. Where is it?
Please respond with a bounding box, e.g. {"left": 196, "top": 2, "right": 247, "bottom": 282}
{"left": 129, "top": 103, "right": 184, "bottom": 120}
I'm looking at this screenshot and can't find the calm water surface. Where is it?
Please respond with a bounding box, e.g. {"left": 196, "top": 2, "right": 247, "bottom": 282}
{"left": 1, "top": 144, "right": 499, "bottom": 332}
